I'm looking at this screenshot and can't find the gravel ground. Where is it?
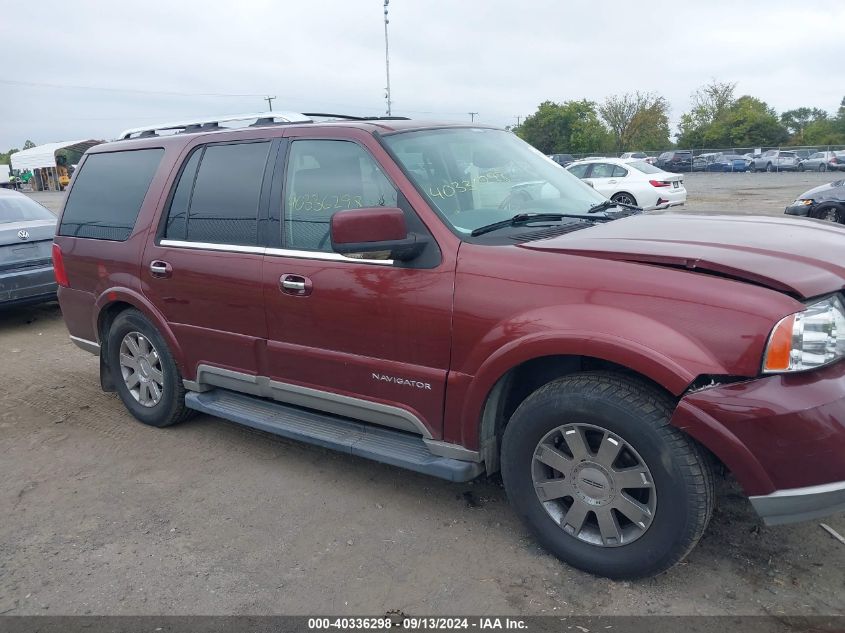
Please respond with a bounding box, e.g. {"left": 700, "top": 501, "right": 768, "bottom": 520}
{"left": 2, "top": 175, "right": 844, "bottom": 616}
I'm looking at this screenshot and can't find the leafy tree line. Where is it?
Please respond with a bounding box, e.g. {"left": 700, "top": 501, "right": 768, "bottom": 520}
{"left": 0, "top": 140, "right": 36, "bottom": 165}
{"left": 516, "top": 81, "right": 845, "bottom": 154}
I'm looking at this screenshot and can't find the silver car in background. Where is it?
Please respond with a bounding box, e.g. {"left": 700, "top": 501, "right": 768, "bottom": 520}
{"left": 0, "top": 190, "right": 57, "bottom": 307}
{"left": 752, "top": 150, "right": 799, "bottom": 172}
{"left": 798, "top": 151, "right": 845, "bottom": 172}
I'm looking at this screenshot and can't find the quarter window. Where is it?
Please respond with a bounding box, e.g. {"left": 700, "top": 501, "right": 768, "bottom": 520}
{"left": 611, "top": 165, "right": 628, "bottom": 177}
{"left": 284, "top": 140, "right": 398, "bottom": 252}
{"left": 59, "top": 149, "right": 163, "bottom": 241}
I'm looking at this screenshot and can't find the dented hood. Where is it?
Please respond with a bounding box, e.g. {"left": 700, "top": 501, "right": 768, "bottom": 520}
{"left": 518, "top": 213, "right": 845, "bottom": 299}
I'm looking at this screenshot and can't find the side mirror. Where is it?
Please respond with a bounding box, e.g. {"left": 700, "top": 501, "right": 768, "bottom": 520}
{"left": 330, "top": 207, "right": 428, "bottom": 261}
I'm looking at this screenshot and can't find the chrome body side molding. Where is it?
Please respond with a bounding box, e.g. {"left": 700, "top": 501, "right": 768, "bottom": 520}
{"left": 188, "top": 364, "right": 432, "bottom": 438}
{"left": 159, "top": 240, "right": 393, "bottom": 266}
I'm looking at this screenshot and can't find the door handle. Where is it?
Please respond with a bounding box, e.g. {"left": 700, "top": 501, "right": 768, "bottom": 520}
{"left": 150, "top": 260, "right": 172, "bottom": 278}
{"left": 280, "top": 274, "right": 312, "bottom": 296}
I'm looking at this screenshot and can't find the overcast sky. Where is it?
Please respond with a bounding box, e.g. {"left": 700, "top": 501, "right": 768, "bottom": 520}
{"left": 2, "top": 0, "right": 843, "bottom": 149}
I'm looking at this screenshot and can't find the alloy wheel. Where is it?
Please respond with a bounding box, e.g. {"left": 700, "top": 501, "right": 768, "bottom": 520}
{"left": 531, "top": 423, "right": 657, "bottom": 547}
{"left": 612, "top": 194, "right": 635, "bottom": 206}
{"left": 119, "top": 331, "right": 164, "bottom": 407}
{"left": 821, "top": 207, "right": 842, "bottom": 223}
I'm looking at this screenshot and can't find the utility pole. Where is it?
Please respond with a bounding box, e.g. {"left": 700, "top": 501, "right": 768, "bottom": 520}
{"left": 383, "top": 0, "right": 392, "bottom": 116}
{"left": 468, "top": 112, "right": 478, "bottom": 122}
{"left": 514, "top": 115, "right": 522, "bottom": 127}
{"left": 264, "top": 96, "right": 276, "bottom": 112}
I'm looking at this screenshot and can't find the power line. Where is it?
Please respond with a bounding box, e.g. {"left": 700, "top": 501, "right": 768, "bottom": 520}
{"left": 0, "top": 78, "right": 267, "bottom": 98}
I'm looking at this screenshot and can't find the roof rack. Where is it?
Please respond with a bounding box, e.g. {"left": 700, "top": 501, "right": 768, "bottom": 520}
{"left": 117, "top": 111, "right": 312, "bottom": 140}
{"left": 118, "top": 111, "right": 412, "bottom": 140}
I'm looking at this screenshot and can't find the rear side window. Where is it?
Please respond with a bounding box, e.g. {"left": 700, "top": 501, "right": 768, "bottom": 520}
{"left": 59, "top": 149, "right": 163, "bottom": 240}
{"left": 611, "top": 165, "right": 628, "bottom": 177}
{"left": 186, "top": 142, "right": 271, "bottom": 246}
{"left": 163, "top": 141, "right": 271, "bottom": 246}
{"left": 567, "top": 163, "right": 589, "bottom": 178}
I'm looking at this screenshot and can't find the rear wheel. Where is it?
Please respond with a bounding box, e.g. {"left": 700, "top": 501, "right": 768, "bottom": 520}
{"left": 766, "top": 162, "right": 774, "bottom": 172}
{"left": 107, "top": 309, "right": 192, "bottom": 428}
{"left": 501, "top": 372, "right": 714, "bottom": 579}
{"left": 798, "top": 163, "right": 805, "bottom": 172}
{"left": 820, "top": 163, "right": 827, "bottom": 172}
{"left": 611, "top": 192, "right": 637, "bottom": 207}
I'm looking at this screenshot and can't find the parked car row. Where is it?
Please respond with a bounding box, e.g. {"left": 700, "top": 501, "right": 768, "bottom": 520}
{"left": 550, "top": 149, "right": 845, "bottom": 174}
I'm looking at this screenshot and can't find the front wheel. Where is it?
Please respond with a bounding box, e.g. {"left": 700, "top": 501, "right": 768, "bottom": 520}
{"left": 820, "top": 163, "right": 827, "bottom": 172}
{"left": 766, "top": 162, "right": 775, "bottom": 172}
{"left": 815, "top": 205, "right": 844, "bottom": 224}
{"left": 501, "top": 372, "right": 714, "bottom": 579}
{"left": 798, "top": 163, "right": 805, "bottom": 172}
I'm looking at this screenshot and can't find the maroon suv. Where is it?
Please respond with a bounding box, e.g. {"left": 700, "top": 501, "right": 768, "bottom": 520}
{"left": 53, "top": 112, "right": 845, "bottom": 579}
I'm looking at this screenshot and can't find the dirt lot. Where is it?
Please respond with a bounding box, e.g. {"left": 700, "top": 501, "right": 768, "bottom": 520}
{"left": 2, "top": 175, "right": 844, "bottom": 616}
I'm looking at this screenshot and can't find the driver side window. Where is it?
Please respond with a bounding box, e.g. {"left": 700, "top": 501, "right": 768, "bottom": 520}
{"left": 284, "top": 140, "right": 398, "bottom": 252}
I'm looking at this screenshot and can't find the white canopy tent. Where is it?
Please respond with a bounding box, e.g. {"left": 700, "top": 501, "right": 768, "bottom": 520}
{"left": 10, "top": 140, "right": 100, "bottom": 171}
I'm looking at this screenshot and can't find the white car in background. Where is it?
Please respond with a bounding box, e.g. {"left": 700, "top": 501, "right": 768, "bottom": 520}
{"left": 619, "top": 151, "right": 656, "bottom": 165}
{"left": 566, "top": 158, "right": 686, "bottom": 210}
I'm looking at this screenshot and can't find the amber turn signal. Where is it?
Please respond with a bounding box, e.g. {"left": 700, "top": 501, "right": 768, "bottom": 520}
{"left": 763, "top": 314, "right": 795, "bottom": 372}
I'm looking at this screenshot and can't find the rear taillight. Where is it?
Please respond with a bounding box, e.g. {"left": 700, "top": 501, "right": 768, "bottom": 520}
{"left": 52, "top": 242, "right": 69, "bottom": 287}
{"left": 649, "top": 179, "right": 671, "bottom": 187}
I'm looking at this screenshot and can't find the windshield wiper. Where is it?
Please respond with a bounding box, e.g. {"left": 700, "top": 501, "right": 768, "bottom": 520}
{"left": 471, "top": 213, "right": 587, "bottom": 237}
{"left": 587, "top": 200, "right": 643, "bottom": 214}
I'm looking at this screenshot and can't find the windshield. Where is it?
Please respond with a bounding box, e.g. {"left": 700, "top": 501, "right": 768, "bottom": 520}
{"left": 381, "top": 128, "right": 606, "bottom": 235}
{"left": 0, "top": 195, "right": 55, "bottom": 224}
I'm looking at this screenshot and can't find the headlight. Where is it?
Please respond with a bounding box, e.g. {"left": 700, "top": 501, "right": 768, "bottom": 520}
{"left": 763, "top": 295, "right": 845, "bottom": 373}
{"left": 792, "top": 198, "right": 814, "bottom": 206}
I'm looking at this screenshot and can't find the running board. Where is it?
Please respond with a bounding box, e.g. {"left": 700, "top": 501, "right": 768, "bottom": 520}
{"left": 185, "top": 389, "right": 484, "bottom": 482}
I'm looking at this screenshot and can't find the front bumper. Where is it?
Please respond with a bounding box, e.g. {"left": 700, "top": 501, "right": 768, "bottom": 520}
{"left": 784, "top": 202, "right": 813, "bottom": 217}
{"left": 0, "top": 264, "right": 57, "bottom": 306}
{"left": 750, "top": 480, "right": 845, "bottom": 526}
{"left": 672, "top": 360, "right": 845, "bottom": 525}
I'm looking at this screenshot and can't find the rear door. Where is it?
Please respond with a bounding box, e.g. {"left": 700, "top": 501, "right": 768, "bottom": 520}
{"left": 585, "top": 162, "right": 617, "bottom": 196}
{"left": 260, "top": 130, "right": 453, "bottom": 439}
{"left": 142, "top": 138, "right": 278, "bottom": 378}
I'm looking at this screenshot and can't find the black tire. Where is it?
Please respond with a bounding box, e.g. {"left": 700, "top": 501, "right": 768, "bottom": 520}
{"left": 798, "top": 163, "right": 805, "bottom": 172}
{"left": 107, "top": 308, "right": 193, "bottom": 428}
{"left": 766, "top": 162, "right": 774, "bottom": 173}
{"left": 820, "top": 163, "right": 827, "bottom": 172}
{"left": 501, "top": 372, "right": 714, "bottom": 579}
{"left": 813, "top": 205, "right": 844, "bottom": 224}
{"left": 611, "top": 192, "right": 638, "bottom": 207}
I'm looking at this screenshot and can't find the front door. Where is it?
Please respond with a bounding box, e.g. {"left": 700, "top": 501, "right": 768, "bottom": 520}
{"left": 142, "top": 139, "right": 278, "bottom": 378}
{"left": 261, "top": 134, "right": 454, "bottom": 438}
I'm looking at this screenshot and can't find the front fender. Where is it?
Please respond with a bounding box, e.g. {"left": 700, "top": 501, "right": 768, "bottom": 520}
{"left": 448, "top": 304, "right": 736, "bottom": 448}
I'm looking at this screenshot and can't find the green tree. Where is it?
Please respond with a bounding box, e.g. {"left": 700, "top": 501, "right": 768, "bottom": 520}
{"left": 517, "top": 100, "right": 612, "bottom": 154}
{"left": 721, "top": 96, "right": 788, "bottom": 147}
{"left": 599, "top": 92, "right": 671, "bottom": 152}
{"left": 781, "top": 107, "right": 827, "bottom": 144}
{"left": 0, "top": 147, "right": 20, "bottom": 165}
{"left": 22, "top": 140, "right": 36, "bottom": 150}
{"left": 677, "top": 82, "right": 788, "bottom": 148}
{"left": 676, "top": 80, "right": 737, "bottom": 148}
